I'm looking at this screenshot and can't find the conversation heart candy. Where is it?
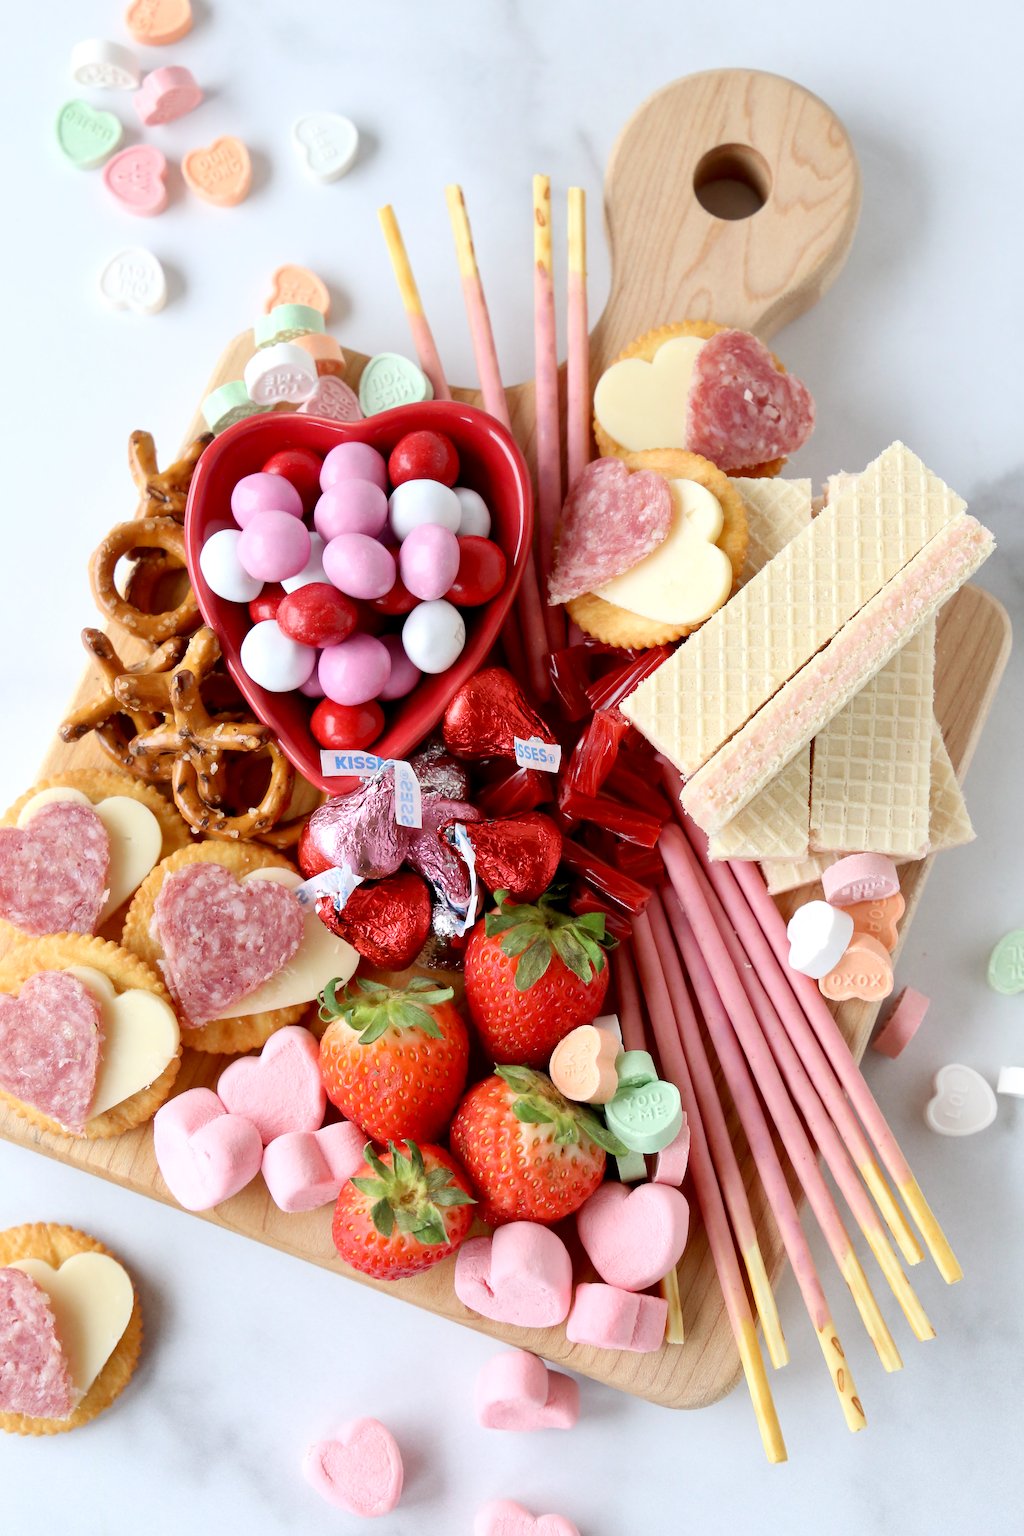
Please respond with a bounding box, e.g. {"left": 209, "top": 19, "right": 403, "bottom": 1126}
{"left": 125, "top": 0, "right": 193, "bottom": 46}
{"left": 70, "top": 39, "right": 140, "bottom": 91}
{"left": 298, "top": 375, "right": 362, "bottom": 422}
{"left": 244, "top": 342, "right": 318, "bottom": 406}
{"left": 604, "top": 1077, "right": 683, "bottom": 1154}
{"left": 359, "top": 353, "right": 433, "bottom": 415}
{"left": 254, "top": 304, "right": 325, "bottom": 347}
{"left": 292, "top": 112, "right": 359, "bottom": 182}
{"left": 872, "top": 987, "right": 930, "bottom": 1059}
{"left": 102, "top": 145, "right": 169, "bottom": 216}
{"left": 98, "top": 247, "right": 167, "bottom": 315}
{"left": 846, "top": 891, "right": 905, "bottom": 952}
{"left": 549, "top": 1023, "right": 619, "bottom": 1104}
{"left": 265, "top": 264, "right": 330, "bottom": 316}
{"left": 988, "top": 929, "right": 1024, "bottom": 995}
{"left": 925, "top": 1064, "right": 997, "bottom": 1137}
{"left": 134, "top": 65, "right": 203, "bottom": 125}
{"left": 786, "top": 900, "right": 855, "bottom": 980}
{"left": 202, "top": 380, "right": 271, "bottom": 435}
{"left": 183, "top": 136, "right": 251, "bottom": 207}
{"left": 614, "top": 1049, "right": 658, "bottom": 1089}
{"left": 819, "top": 933, "right": 894, "bottom": 1003}
{"left": 822, "top": 854, "right": 900, "bottom": 908}
{"left": 57, "top": 100, "right": 123, "bottom": 169}
{"left": 997, "top": 1067, "right": 1024, "bottom": 1098}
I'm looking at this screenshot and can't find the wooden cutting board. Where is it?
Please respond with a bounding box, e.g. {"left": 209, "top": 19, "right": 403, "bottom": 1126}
{"left": 0, "top": 69, "right": 1012, "bottom": 1410}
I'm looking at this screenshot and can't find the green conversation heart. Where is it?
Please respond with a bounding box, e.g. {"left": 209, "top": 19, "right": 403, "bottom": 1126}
{"left": 202, "top": 381, "right": 272, "bottom": 436}
{"left": 358, "top": 352, "right": 433, "bottom": 416}
{"left": 57, "top": 100, "right": 123, "bottom": 170}
{"left": 614, "top": 1049, "right": 657, "bottom": 1090}
{"left": 987, "top": 930, "right": 1024, "bottom": 996}
{"left": 254, "top": 304, "right": 326, "bottom": 348}
{"left": 605, "top": 1077, "right": 683, "bottom": 1155}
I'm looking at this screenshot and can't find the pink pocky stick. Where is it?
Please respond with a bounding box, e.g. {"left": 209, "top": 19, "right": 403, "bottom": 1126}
{"left": 533, "top": 175, "right": 566, "bottom": 654}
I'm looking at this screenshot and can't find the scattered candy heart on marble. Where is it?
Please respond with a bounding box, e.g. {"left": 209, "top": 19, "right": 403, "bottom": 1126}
{"left": 786, "top": 899, "right": 854, "bottom": 980}
{"left": 292, "top": 112, "right": 359, "bottom": 183}
{"left": 359, "top": 352, "right": 432, "bottom": 414}
{"left": 818, "top": 932, "right": 894, "bottom": 1002}
{"left": 56, "top": 99, "right": 123, "bottom": 169}
{"left": 125, "top": 0, "right": 193, "bottom": 47}
{"left": 134, "top": 65, "right": 203, "bottom": 126}
{"left": 576, "top": 1180, "right": 690, "bottom": 1290}
{"left": 265, "top": 263, "right": 330, "bottom": 315}
{"left": 475, "top": 1349, "right": 579, "bottom": 1431}
{"left": 925, "top": 1063, "right": 997, "bottom": 1137}
{"left": 69, "top": 38, "right": 140, "bottom": 91}
{"left": 987, "top": 929, "right": 1024, "bottom": 995}
{"left": 549, "top": 1023, "right": 620, "bottom": 1104}
{"left": 153, "top": 1086, "right": 264, "bottom": 1209}
{"left": 183, "top": 136, "right": 252, "bottom": 207}
{"left": 216, "top": 1025, "right": 325, "bottom": 1144}
{"left": 102, "top": 145, "right": 169, "bottom": 217}
{"left": 302, "top": 1418, "right": 403, "bottom": 1516}
{"left": 98, "top": 247, "right": 167, "bottom": 315}
{"left": 473, "top": 1499, "right": 580, "bottom": 1536}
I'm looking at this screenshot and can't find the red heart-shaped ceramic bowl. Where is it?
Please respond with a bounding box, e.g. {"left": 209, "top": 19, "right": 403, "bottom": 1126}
{"left": 184, "top": 403, "right": 533, "bottom": 791}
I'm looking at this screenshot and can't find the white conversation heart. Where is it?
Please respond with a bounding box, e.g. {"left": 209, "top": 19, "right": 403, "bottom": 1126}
{"left": 292, "top": 113, "right": 359, "bottom": 183}
{"left": 99, "top": 248, "right": 167, "bottom": 315}
{"left": 925, "top": 1064, "right": 997, "bottom": 1137}
{"left": 786, "top": 900, "right": 854, "bottom": 980}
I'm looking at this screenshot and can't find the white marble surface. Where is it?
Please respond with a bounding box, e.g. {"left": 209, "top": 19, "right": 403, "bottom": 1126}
{"left": 2, "top": 2, "right": 1023, "bottom": 1532}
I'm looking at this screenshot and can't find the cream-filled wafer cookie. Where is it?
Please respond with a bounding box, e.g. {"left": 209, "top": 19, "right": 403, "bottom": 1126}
{"left": 709, "top": 747, "right": 811, "bottom": 860}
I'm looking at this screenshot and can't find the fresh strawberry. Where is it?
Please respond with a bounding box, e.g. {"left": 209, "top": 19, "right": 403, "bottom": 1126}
{"left": 332, "top": 1140, "right": 475, "bottom": 1280}
{"left": 450, "top": 1066, "right": 624, "bottom": 1226}
{"left": 318, "top": 975, "right": 470, "bottom": 1143}
{"left": 463, "top": 888, "right": 613, "bottom": 1065}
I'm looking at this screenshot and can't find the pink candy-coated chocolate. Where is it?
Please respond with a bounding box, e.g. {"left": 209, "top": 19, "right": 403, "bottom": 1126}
{"left": 378, "top": 632, "right": 421, "bottom": 701}
{"left": 565, "top": 1282, "right": 667, "bottom": 1353}
{"left": 237, "top": 510, "right": 311, "bottom": 583}
{"left": 262, "top": 1120, "right": 366, "bottom": 1213}
{"left": 576, "top": 1181, "right": 689, "bottom": 1292}
{"left": 318, "top": 633, "right": 391, "bottom": 706}
{"left": 216, "top": 1026, "right": 325, "bottom": 1145}
{"left": 474, "top": 1501, "right": 580, "bottom": 1536}
{"left": 454, "top": 1222, "right": 573, "bottom": 1327}
{"left": 153, "top": 1087, "right": 264, "bottom": 1211}
{"left": 651, "top": 1120, "right": 691, "bottom": 1186}
{"left": 313, "top": 480, "right": 389, "bottom": 542}
{"left": 320, "top": 441, "right": 388, "bottom": 493}
{"left": 102, "top": 145, "right": 169, "bottom": 217}
{"left": 303, "top": 1418, "right": 404, "bottom": 1517}
{"left": 134, "top": 65, "right": 203, "bottom": 126}
{"left": 474, "top": 1350, "right": 579, "bottom": 1431}
{"left": 297, "top": 664, "right": 326, "bottom": 698}
{"left": 322, "top": 533, "right": 396, "bottom": 600}
{"left": 822, "top": 854, "right": 901, "bottom": 908}
{"left": 231, "top": 471, "right": 304, "bottom": 527}
{"left": 399, "top": 522, "right": 460, "bottom": 601}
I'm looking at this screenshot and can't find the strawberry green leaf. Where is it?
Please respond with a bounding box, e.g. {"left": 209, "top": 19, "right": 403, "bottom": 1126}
{"left": 414, "top": 1207, "right": 451, "bottom": 1246}
{"left": 578, "top": 1108, "right": 628, "bottom": 1157}
{"left": 392, "top": 1003, "right": 443, "bottom": 1037}
{"left": 550, "top": 927, "right": 597, "bottom": 984}
{"left": 356, "top": 1016, "right": 392, "bottom": 1046}
{"left": 407, "top": 1141, "right": 426, "bottom": 1178}
{"left": 370, "top": 1198, "right": 394, "bottom": 1237}
{"left": 512, "top": 1100, "right": 556, "bottom": 1125}
{"left": 431, "top": 1186, "right": 475, "bottom": 1207}
{"left": 513, "top": 939, "right": 554, "bottom": 990}
{"left": 496, "top": 1065, "right": 540, "bottom": 1094}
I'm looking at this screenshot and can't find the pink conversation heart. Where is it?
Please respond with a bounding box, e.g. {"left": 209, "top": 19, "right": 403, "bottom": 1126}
{"left": 475, "top": 1349, "right": 579, "bottom": 1432}
{"left": 576, "top": 1181, "right": 690, "bottom": 1291}
{"left": 102, "top": 145, "right": 169, "bottom": 216}
{"left": 454, "top": 1223, "right": 573, "bottom": 1328}
{"left": 303, "top": 1418, "right": 403, "bottom": 1516}
{"left": 216, "top": 1026, "right": 325, "bottom": 1144}
{"left": 134, "top": 66, "right": 203, "bottom": 126}
{"left": 262, "top": 1120, "right": 366, "bottom": 1213}
{"left": 153, "top": 1087, "right": 263, "bottom": 1211}
{"left": 474, "top": 1499, "right": 580, "bottom": 1536}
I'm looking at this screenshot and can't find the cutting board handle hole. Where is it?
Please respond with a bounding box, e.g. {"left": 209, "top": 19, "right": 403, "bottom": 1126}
{"left": 693, "top": 143, "right": 771, "bottom": 220}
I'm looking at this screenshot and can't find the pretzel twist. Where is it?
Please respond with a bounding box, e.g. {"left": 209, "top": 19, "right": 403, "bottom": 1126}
{"left": 60, "top": 629, "right": 186, "bottom": 780}
{"left": 128, "top": 430, "right": 212, "bottom": 520}
{"left": 90, "top": 516, "right": 199, "bottom": 646}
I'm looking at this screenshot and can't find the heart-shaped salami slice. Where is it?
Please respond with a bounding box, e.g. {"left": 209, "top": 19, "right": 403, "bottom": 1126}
{"left": 153, "top": 862, "right": 304, "bottom": 1026}
{"left": 548, "top": 458, "right": 672, "bottom": 605}
{"left": 686, "top": 329, "right": 815, "bottom": 471}
{"left": 0, "top": 1267, "right": 74, "bottom": 1420}
{"left": 0, "top": 801, "right": 109, "bottom": 937}
{"left": 0, "top": 972, "right": 104, "bottom": 1132}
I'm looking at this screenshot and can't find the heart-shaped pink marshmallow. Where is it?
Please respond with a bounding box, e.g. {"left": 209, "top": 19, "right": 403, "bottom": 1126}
{"left": 0, "top": 971, "right": 103, "bottom": 1133}
{"left": 686, "top": 329, "right": 815, "bottom": 470}
{"left": 102, "top": 145, "right": 169, "bottom": 216}
{"left": 454, "top": 1223, "right": 573, "bottom": 1328}
{"left": 0, "top": 1267, "right": 75, "bottom": 1420}
{"left": 0, "top": 801, "right": 109, "bottom": 937}
{"left": 153, "top": 1087, "right": 263, "bottom": 1211}
{"left": 303, "top": 1418, "right": 403, "bottom": 1516}
{"left": 548, "top": 458, "right": 673, "bottom": 605}
{"left": 262, "top": 1120, "right": 366, "bottom": 1213}
{"left": 474, "top": 1499, "right": 580, "bottom": 1536}
{"left": 217, "top": 1025, "right": 325, "bottom": 1144}
{"left": 576, "top": 1181, "right": 689, "bottom": 1291}
{"left": 475, "top": 1349, "right": 579, "bottom": 1431}
{"left": 153, "top": 862, "right": 305, "bottom": 1026}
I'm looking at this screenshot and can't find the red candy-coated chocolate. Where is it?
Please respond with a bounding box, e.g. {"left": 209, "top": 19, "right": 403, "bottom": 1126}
{"left": 564, "top": 710, "right": 629, "bottom": 796}
{"left": 262, "top": 447, "right": 323, "bottom": 513}
{"left": 561, "top": 839, "right": 650, "bottom": 914}
{"left": 446, "top": 536, "right": 507, "bottom": 606}
{"left": 558, "top": 785, "right": 664, "bottom": 848}
{"left": 248, "top": 584, "right": 285, "bottom": 624}
{"left": 475, "top": 767, "right": 552, "bottom": 817}
{"left": 388, "top": 430, "right": 460, "bottom": 488}
{"left": 277, "top": 583, "right": 358, "bottom": 648}
{"left": 369, "top": 575, "right": 420, "bottom": 616}
{"left": 310, "top": 697, "right": 384, "bottom": 751}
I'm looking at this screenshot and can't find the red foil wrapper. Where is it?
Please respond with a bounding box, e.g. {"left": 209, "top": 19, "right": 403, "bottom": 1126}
{"left": 315, "top": 871, "right": 432, "bottom": 970}
{"left": 444, "top": 811, "right": 563, "bottom": 903}
{"left": 442, "top": 667, "right": 555, "bottom": 761}
{"left": 405, "top": 796, "right": 482, "bottom": 910}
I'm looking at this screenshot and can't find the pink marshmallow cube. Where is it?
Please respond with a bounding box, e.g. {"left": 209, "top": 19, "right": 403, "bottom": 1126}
{"left": 565, "top": 1282, "right": 668, "bottom": 1353}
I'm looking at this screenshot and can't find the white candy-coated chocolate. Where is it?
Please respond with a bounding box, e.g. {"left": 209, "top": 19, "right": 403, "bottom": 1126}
{"left": 925, "top": 1063, "right": 998, "bottom": 1137}
{"left": 199, "top": 528, "right": 264, "bottom": 603}
{"left": 453, "top": 486, "right": 492, "bottom": 538}
{"left": 213, "top": 870, "right": 357, "bottom": 1017}
{"left": 70, "top": 39, "right": 141, "bottom": 91}
{"left": 291, "top": 112, "right": 359, "bottom": 183}
{"left": 281, "top": 531, "right": 328, "bottom": 592}
{"left": 239, "top": 620, "right": 316, "bottom": 692}
{"left": 401, "top": 599, "right": 466, "bottom": 674}
{"left": 389, "top": 478, "right": 462, "bottom": 542}
{"left": 786, "top": 900, "right": 855, "bottom": 980}
{"left": 593, "top": 335, "right": 705, "bottom": 451}
{"left": 244, "top": 342, "right": 317, "bottom": 407}
{"left": 98, "top": 247, "right": 167, "bottom": 316}
{"left": 11, "top": 1254, "right": 134, "bottom": 1405}
{"left": 68, "top": 965, "right": 179, "bottom": 1119}
{"left": 16, "top": 789, "right": 162, "bottom": 922}
{"left": 593, "top": 478, "right": 732, "bottom": 625}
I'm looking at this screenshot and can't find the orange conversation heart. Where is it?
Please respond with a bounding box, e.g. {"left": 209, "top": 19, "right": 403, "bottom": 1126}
{"left": 183, "top": 137, "right": 252, "bottom": 208}
{"left": 265, "top": 264, "right": 330, "bottom": 317}
{"left": 549, "top": 1024, "right": 619, "bottom": 1105}
{"left": 125, "top": 0, "right": 193, "bottom": 47}
{"left": 819, "top": 934, "right": 894, "bottom": 1002}
{"left": 846, "top": 891, "right": 905, "bottom": 953}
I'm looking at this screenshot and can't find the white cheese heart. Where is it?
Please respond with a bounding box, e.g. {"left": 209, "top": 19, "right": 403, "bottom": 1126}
{"left": 593, "top": 335, "right": 705, "bottom": 451}
{"left": 17, "top": 789, "right": 163, "bottom": 922}
{"left": 211, "top": 868, "right": 358, "bottom": 1018}
{"left": 10, "top": 1253, "right": 134, "bottom": 1405}
{"left": 593, "top": 478, "right": 733, "bottom": 626}
{"left": 66, "top": 966, "right": 179, "bottom": 1118}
